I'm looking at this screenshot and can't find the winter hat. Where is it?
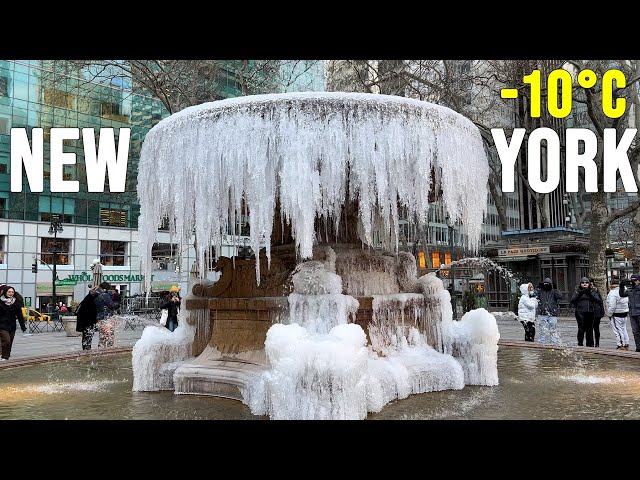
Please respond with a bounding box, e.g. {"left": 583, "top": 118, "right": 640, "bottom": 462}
{"left": 580, "top": 277, "right": 590, "bottom": 283}
{"left": 543, "top": 278, "right": 552, "bottom": 284}
{"left": 631, "top": 274, "right": 640, "bottom": 281}
{"left": 169, "top": 285, "right": 180, "bottom": 293}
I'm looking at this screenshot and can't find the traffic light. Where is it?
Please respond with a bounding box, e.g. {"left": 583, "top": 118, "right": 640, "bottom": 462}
{"left": 31, "top": 262, "right": 37, "bottom": 273}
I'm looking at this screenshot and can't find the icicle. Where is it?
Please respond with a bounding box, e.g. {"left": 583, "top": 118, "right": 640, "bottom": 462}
{"left": 137, "top": 92, "right": 489, "bottom": 288}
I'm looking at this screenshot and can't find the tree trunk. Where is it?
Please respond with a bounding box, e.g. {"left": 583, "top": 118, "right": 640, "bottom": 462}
{"left": 589, "top": 191, "right": 609, "bottom": 293}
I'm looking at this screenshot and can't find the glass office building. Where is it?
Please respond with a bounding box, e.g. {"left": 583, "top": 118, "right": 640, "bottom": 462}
{"left": 0, "top": 60, "right": 326, "bottom": 310}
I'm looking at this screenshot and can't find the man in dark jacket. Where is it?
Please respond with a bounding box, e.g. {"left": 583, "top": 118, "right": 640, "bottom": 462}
{"left": 570, "top": 277, "right": 604, "bottom": 347}
{"left": 75, "top": 287, "right": 99, "bottom": 350}
{"left": 534, "top": 277, "right": 563, "bottom": 344}
{"left": 619, "top": 273, "right": 640, "bottom": 351}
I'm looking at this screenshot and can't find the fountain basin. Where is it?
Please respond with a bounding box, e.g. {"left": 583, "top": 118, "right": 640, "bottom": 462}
{"left": 4, "top": 345, "right": 640, "bottom": 420}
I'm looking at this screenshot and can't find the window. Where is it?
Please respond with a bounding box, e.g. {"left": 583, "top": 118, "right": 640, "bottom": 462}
{"left": 101, "top": 101, "right": 129, "bottom": 122}
{"left": 40, "top": 213, "right": 72, "bottom": 223}
{"left": 0, "top": 163, "right": 6, "bottom": 174}
{"left": 431, "top": 251, "right": 440, "bottom": 269}
{"left": 0, "top": 117, "right": 9, "bottom": 135}
{"left": 100, "top": 208, "right": 127, "bottom": 227}
{"left": 0, "top": 76, "right": 7, "bottom": 96}
{"left": 100, "top": 240, "right": 126, "bottom": 266}
{"left": 152, "top": 243, "right": 177, "bottom": 270}
{"left": 0, "top": 235, "right": 5, "bottom": 264}
{"left": 226, "top": 214, "right": 250, "bottom": 236}
{"left": 41, "top": 237, "right": 71, "bottom": 265}
{"left": 204, "top": 246, "right": 217, "bottom": 270}
{"left": 43, "top": 87, "right": 75, "bottom": 109}
{"left": 0, "top": 198, "right": 5, "bottom": 218}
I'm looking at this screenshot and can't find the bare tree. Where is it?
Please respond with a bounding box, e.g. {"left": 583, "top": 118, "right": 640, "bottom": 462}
{"left": 327, "top": 59, "right": 640, "bottom": 291}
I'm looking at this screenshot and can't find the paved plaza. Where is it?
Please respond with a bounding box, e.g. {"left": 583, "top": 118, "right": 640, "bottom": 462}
{"left": 2, "top": 311, "right": 639, "bottom": 364}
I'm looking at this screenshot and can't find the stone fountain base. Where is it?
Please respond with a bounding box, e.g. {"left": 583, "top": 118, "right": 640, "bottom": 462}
{"left": 175, "top": 294, "right": 435, "bottom": 399}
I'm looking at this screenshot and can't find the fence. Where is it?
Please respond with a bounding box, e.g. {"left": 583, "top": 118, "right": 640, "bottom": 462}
{"left": 120, "top": 295, "right": 164, "bottom": 319}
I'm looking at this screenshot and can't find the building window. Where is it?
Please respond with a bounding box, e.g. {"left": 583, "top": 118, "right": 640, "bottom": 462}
{"left": 151, "top": 243, "right": 177, "bottom": 270}
{"left": 0, "top": 198, "right": 5, "bottom": 218}
{"left": 0, "top": 76, "right": 7, "bottom": 97}
{"left": 43, "top": 87, "right": 75, "bottom": 109}
{"left": 0, "top": 117, "right": 9, "bottom": 135}
{"left": 41, "top": 238, "right": 71, "bottom": 265}
{"left": 100, "top": 240, "right": 127, "bottom": 266}
{"left": 431, "top": 251, "right": 440, "bottom": 269}
{"left": 227, "top": 214, "right": 250, "bottom": 236}
{"left": 41, "top": 213, "right": 73, "bottom": 223}
{"left": 0, "top": 162, "right": 6, "bottom": 174}
{"left": 0, "top": 235, "right": 5, "bottom": 264}
{"left": 101, "top": 101, "right": 129, "bottom": 122}
{"left": 100, "top": 208, "right": 127, "bottom": 227}
{"left": 204, "top": 246, "right": 217, "bottom": 270}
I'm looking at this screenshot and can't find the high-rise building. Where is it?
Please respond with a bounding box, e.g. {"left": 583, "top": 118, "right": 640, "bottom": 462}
{"left": 0, "top": 60, "right": 326, "bottom": 311}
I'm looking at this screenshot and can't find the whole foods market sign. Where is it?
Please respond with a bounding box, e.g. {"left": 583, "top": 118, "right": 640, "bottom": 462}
{"left": 63, "top": 272, "right": 146, "bottom": 283}
{"left": 498, "top": 246, "right": 550, "bottom": 257}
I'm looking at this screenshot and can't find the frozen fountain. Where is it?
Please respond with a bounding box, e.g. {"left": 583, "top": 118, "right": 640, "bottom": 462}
{"left": 133, "top": 92, "right": 499, "bottom": 419}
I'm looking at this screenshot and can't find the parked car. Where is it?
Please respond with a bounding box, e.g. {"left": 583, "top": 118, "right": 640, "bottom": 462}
{"left": 21, "top": 307, "right": 52, "bottom": 323}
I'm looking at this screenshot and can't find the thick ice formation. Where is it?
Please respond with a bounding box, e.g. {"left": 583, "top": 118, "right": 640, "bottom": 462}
{"left": 137, "top": 92, "right": 490, "bottom": 290}
{"left": 245, "top": 259, "right": 499, "bottom": 420}
{"left": 132, "top": 308, "right": 196, "bottom": 392}
{"left": 441, "top": 308, "right": 500, "bottom": 386}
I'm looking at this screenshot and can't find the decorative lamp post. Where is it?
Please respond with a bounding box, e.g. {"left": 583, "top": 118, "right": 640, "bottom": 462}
{"left": 48, "top": 215, "right": 63, "bottom": 317}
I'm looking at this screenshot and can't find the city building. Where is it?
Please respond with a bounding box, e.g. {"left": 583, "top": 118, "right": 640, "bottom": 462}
{"left": 0, "top": 60, "right": 326, "bottom": 311}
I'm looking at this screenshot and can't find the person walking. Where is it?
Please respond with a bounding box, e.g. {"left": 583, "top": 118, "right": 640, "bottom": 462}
{"left": 619, "top": 273, "right": 640, "bottom": 351}
{"left": 570, "top": 277, "right": 604, "bottom": 347}
{"left": 95, "top": 282, "right": 119, "bottom": 348}
{"left": 589, "top": 278, "right": 605, "bottom": 347}
{"left": 517, "top": 283, "right": 537, "bottom": 342}
{"left": 160, "top": 286, "right": 181, "bottom": 332}
{"left": 606, "top": 276, "right": 630, "bottom": 350}
{"left": 535, "top": 277, "right": 563, "bottom": 344}
{"left": 0, "top": 285, "right": 27, "bottom": 360}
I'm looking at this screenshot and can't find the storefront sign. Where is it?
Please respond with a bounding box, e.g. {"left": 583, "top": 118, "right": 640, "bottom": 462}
{"left": 62, "top": 272, "right": 145, "bottom": 283}
{"left": 151, "top": 281, "right": 179, "bottom": 292}
{"left": 497, "top": 246, "right": 550, "bottom": 257}
{"left": 36, "top": 283, "right": 75, "bottom": 296}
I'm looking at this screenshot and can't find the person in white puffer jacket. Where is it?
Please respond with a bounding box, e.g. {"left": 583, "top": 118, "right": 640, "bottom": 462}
{"left": 606, "top": 276, "right": 630, "bottom": 350}
{"left": 517, "top": 282, "right": 538, "bottom": 342}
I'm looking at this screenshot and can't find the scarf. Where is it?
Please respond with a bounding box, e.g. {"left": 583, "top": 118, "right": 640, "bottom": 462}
{"left": 1, "top": 295, "right": 15, "bottom": 306}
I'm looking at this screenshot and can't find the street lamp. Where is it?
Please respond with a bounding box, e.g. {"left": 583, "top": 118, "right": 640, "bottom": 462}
{"left": 48, "top": 215, "right": 63, "bottom": 317}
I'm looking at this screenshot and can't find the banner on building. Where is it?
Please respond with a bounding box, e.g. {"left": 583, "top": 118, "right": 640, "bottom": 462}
{"left": 497, "top": 246, "right": 550, "bottom": 257}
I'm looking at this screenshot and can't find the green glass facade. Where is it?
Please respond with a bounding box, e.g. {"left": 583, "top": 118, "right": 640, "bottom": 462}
{"left": 0, "top": 60, "right": 167, "bottom": 227}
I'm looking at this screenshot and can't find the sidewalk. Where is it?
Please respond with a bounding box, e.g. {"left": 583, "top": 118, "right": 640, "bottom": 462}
{"left": 4, "top": 312, "right": 640, "bottom": 363}
{"left": 493, "top": 312, "right": 639, "bottom": 352}
{"left": 9, "top": 315, "right": 153, "bottom": 360}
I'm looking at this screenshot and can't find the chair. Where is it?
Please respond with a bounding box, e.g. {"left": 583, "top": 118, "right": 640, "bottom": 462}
{"left": 28, "top": 318, "right": 42, "bottom": 334}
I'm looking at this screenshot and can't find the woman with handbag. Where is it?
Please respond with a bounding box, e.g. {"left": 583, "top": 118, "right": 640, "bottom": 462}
{"left": 159, "top": 286, "right": 181, "bottom": 332}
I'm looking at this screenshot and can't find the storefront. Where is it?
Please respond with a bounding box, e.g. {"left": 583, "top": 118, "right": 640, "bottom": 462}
{"left": 482, "top": 227, "right": 589, "bottom": 310}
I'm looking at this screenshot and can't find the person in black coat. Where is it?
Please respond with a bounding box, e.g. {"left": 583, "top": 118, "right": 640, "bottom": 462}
{"left": 0, "top": 285, "right": 27, "bottom": 360}
{"left": 570, "top": 277, "right": 604, "bottom": 347}
{"left": 160, "top": 291, "right": 181, "bottom": 332}
{"left": 75, "top": 287, "right": 99, "bottom": 350}
{"left": 589, "top": 278, "right": 605, "bottom": 347}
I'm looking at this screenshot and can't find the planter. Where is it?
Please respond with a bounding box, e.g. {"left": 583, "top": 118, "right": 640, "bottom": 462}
{"left": 61, "top": 316, "right": 82, "bottom": 337}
